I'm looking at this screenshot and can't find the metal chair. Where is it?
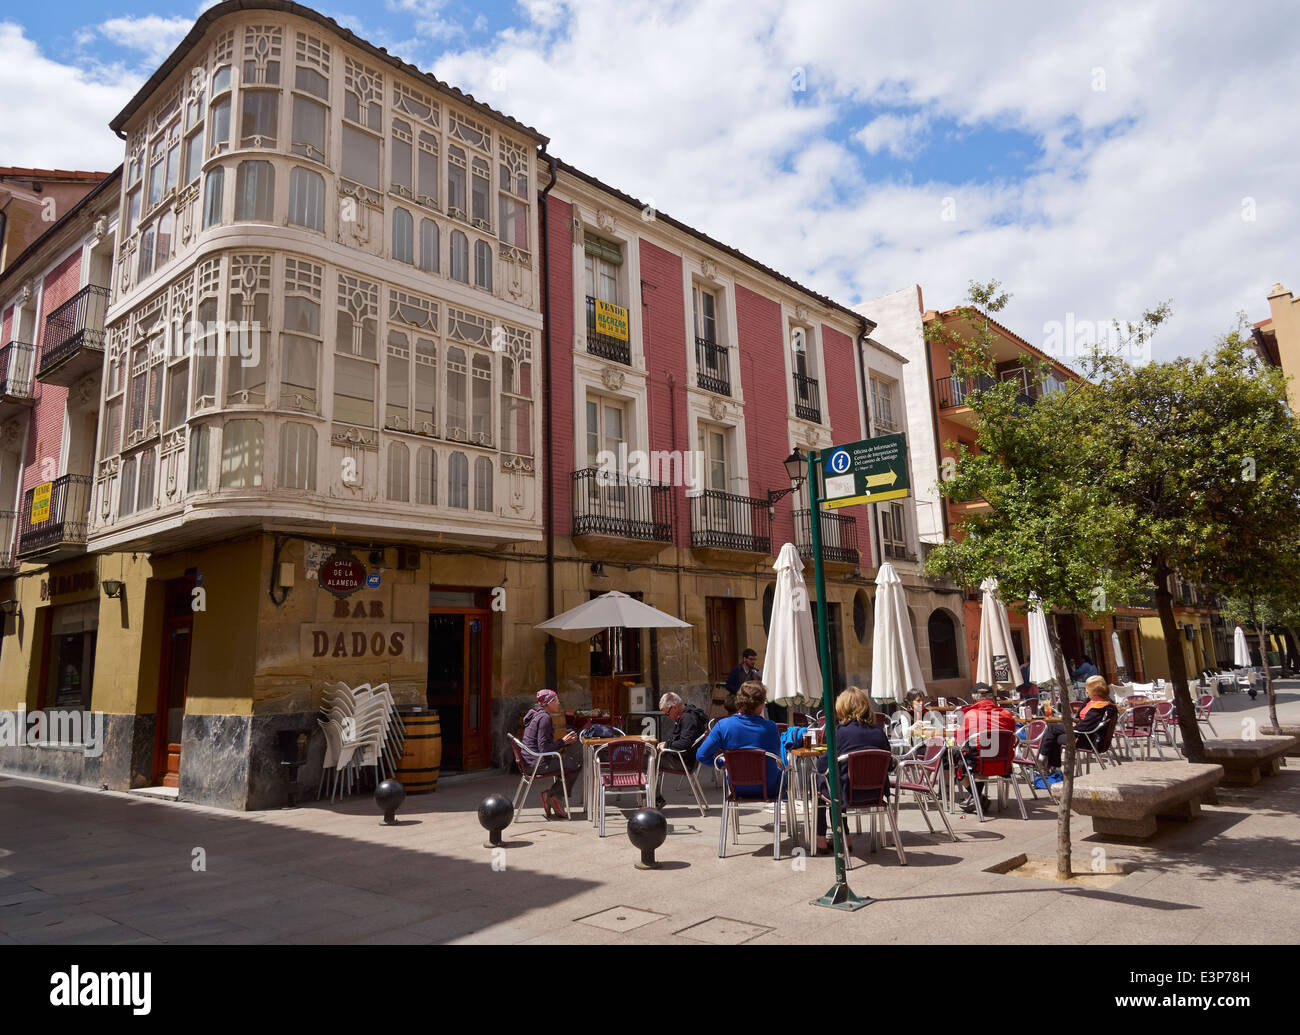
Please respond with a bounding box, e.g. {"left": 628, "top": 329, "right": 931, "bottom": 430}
{"left": 1118, "top": 704, "right": 1163, "bottom": 760}
{"left": 1195, "top": 694, "right": 1217, "bottom": 735}
{"left": 714, "top": 748, "right": 790, "bottom": 860}
{"left": 508, "top": 733, "right": 573, "bottom": 820}
{"left": 1074, "top": 711, "right": 1121, "bottom": 773}
{"left": 593, "top": 738, "right": 652, "bottom": 837}
{"left": 957, "top": 729, "right": 1027, "bottom": 821}
{"left": 1153, "top": 700, "right": 1178, "bottom": 746}
{"left": 1012, "top": 720, "right": 1048, "bottom": 798}
{"left": 892, "top": 738, "right": 957, "bottom": 842}
{"left": 656, "top": 732, "right": 709, "bottom": 816}
{"left": 821, "top": 749, "right": 906, "bottom": 866}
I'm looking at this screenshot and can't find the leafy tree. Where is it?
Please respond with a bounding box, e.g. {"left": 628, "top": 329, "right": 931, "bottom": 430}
{"left": 1219, "top": 541, "right": 1300, "bottom": 729}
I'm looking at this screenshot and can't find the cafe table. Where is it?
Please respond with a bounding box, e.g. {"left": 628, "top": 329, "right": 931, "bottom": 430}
{"left": 785, "top": 745, "right": 826, "bottom": 854}
{"left": 580, "top": 735, "right": 657, "bottom": 826}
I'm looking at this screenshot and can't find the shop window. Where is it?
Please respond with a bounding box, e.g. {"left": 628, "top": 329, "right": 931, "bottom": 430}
{"left": 46, "top": 603, "right": 98, "bottom": 714}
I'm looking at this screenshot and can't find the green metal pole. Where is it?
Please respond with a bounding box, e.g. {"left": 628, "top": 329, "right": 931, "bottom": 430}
{"left": 809, "top": 449, "right": 870, "bottom": 910}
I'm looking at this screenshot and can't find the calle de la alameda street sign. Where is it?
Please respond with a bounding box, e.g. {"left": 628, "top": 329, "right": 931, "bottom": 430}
{"left": 821, "top": 433, "right": 911, "bottom": 509}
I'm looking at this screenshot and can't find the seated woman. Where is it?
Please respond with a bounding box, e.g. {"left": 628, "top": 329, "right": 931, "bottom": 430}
{"left": 695, "top": 681, "right": 782, "bottom": 798}
{"left": 815, "top": 687, "right": 893, "bottom": 852}
{"left": 521, "top": 689, "right": 581, "bottom": 818}
{"left": 1037, "top": 675, "right": 1118, "bottom": 776}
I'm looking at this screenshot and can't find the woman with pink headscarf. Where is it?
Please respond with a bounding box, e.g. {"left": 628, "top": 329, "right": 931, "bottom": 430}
{"left": 521, "top": 689, "right": 582, "bottom": 818}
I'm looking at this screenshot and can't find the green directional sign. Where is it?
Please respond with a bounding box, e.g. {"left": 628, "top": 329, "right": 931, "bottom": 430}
{"left": 821, "top": 433, "right": 910, "bottom": 509}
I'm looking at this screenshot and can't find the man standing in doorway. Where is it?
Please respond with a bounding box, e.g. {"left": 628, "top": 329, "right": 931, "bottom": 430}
{"left": 725, "top": 648, "right": 762, "bottom": 713}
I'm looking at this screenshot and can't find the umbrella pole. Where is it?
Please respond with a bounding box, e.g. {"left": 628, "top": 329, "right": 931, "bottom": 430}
{"left": 808, "top": 448, "right": 871, "bottom": 911}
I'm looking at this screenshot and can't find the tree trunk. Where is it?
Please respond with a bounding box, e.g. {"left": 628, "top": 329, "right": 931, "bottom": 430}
{"left": 1156, "top": 577, "right": 1203, "bottom": 761}
{"left": 1047, "top": 615, "right": 1076, "bottom": 879}
{"left": 1256, "top": 621, "right": 1278, "bottom": 730}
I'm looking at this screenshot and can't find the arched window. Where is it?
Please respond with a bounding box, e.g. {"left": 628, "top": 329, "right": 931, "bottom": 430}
{"left": 450, "top": 230, "right": 469, "bottom": 283}
{"left": 762, "top": 583, "right": 775, "bottom": 635}
{"left": 387, "top": 441, "right": 410, "bottom": 501}
{"left": 448, "top": 451, "right": 468, "bottom": 509}
{"left": 415, "top": 446, "right": 436, "bottom": 504}
{"left": 278, "top": 422, "right": 317, "bottom": 490}
{"left": 234, "top": 160, "right": 275, "bottom": 222}
{"left": 471, "top": 353, "right": 492, "bottom": 444}
{"left": 419, "top": 219, "right": 438, "bottom": 272}
{"left": 853, "top": 590, "right": 871, "bottom": 646}
{"left": 474, "top": 240, "right": 492, "bottom": 290}
{"left": 202, "top": 167, "right": 224, "bottom": 229}
{"left": 393, "top": 207, "right": 414, "bottom": 264}
{"left": 288, "top": 168, "right": 325, "bottom": 231}
{"left": 474, "top": 456, "right": 493, "bottom": 512}
{"left": 928, "top": 610, "right": 960, "bottom": 680}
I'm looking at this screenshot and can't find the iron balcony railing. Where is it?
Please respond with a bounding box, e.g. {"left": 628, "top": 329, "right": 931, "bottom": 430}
{"left": 38, "top": 284, "right": 110, "bottom": 379}
{"left": 16, "top": 474, "right": 93, "bottom": 558}
{"left": 0, "top": 341, "right": 36, "bottom": 399}
{"left": 571, "top": 469, "right": 674, "bottom": 543}
{"left": 793, "top": 371, "right": 821, "bottom": 422}
{"left": 695, "top": 337, "right": 730, "bottom": 395}
{"left": 794, "top": 509, "right": 859, "bottom": 564}
{"left": 585, "top": 295, "right": 631, "bottom": 366}
{"left": 935, "top": 373, "right": 996, "bottom": 409}
{"left": 0, "top": 510, "right": 16, "bottom": 568}
{"left": 689, "top": 489, "right": 771, "bottom": 554}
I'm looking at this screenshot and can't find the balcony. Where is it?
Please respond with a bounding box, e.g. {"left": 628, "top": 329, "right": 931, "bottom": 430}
{"left": 695, "top": 337, "right": 730, "bottom": 395}
{"left": 0, "top": 510, "right": 16, "bottom": 569}
{"left": 585, "top": 295, "right": 631, "bottom": 366}
{"left": 0, "top": 341, "right": 37, "bottom": 417}
{"left": 690, "top": 490, "right": 771, "bottom": 555}
{"left": 794, "top": 508, "right": 859, "bottom": 565}
{"left": 793, "top": 371, "right": 821, "bottom": 423}
{"left": 571, "top": 469, "right": 673, "bottom": 556}
{"left": 999, "top": 367, "right": 1041, "bottom": 407}
{"left": 17, "top": 474, "right": 93, "bottom": 561}
{"left": 38, "top": 284, "right": 110, "bottom": 386}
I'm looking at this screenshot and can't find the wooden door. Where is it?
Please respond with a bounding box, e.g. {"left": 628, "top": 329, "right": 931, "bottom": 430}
{"left": 154, "top": 579, "right": 194, "bottom": 787}
{"left": 706, "top": 597, "right": 738, "bottom": 687}
{"left": 427, "top": 604, "right": 492, "bottom": 771}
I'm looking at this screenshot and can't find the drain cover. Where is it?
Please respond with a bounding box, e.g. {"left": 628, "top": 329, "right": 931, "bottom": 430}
{"left": 575, "top": 906, "right": 666, "bottom": 932}
{"left": 674, "top": 916, "right": 773, "bottom": 945}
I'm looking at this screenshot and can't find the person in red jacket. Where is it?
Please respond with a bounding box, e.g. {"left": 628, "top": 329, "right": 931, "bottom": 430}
{"left": 953, "top": 684, "right": 1017, "bottom": 813}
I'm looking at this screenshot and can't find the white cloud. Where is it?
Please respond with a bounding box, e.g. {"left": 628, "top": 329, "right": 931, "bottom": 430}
{"left": 98, "top": 14, "right": 195, "bottom": 66}
{"left": 855, "top": 113, "right": 930, "bottom": 159}
{"left": 0, "top": 22, "right": 136, "bottom": 170}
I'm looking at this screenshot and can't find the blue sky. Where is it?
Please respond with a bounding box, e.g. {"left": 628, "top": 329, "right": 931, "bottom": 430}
{"left": 3, "top": 1, "right": 1297, "bottom": 363}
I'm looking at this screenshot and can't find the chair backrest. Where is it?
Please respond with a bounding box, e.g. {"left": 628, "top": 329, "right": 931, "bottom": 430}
{"left": 1021, "top": 719, "right": 1047, "bottom": 748}
{"left": 1197, "top": 694, "right": 1214, "bottom": 712}
{"left": 966, "top": 728, "right": 1016, "bottom": 776}
{"left": 1128, "top": 704, "right": 1156, "bottom": 733}
{"left": 603, "top": 738, "right": 648, "bottom": 776}
{"left": 1155, "top": 701, "right": 1174, "bottom": 717}
{"left": 1083, "top": 711, "right": 1118, "bottom": 752}
{"left": 507, "top": 733, "right": 529, "bottom": 769}
{"left": 842, "top": 749, "right": 892, "bottom": 804}
{"left": 720, "top": 748, "right": 779, "bottom": 800}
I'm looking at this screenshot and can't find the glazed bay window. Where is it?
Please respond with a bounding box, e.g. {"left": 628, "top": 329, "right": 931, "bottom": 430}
{"left": 474, "top": 240, "right": 492, "bottom": 290}
{"left": 234, "top": 160, "right": 275, "bottom": 222}
{"left": 498, "top": 138, "right": 529, "bottom": 252}
{"left": 193, "top": 259, "right": 221, "bottom": 411}
{"left": 290, "top": 33, "right": 329, "bottom": 163}
{"left": 127, "top": 333, "right": 163, "bottom": 446}
{"left": 342, "top": 125, "right": 381, "bottom": 191}
{"left": 499, "top": 326, "right": 532, "bottom": 460}
{"left": 188, "top": 424, "right": 211, "bottom": 492}
{"left": 419, "top": 219, "right": 439, "bottom": 273}
{"left": 470, "top": 156, "right": 491, "bottom": 231}
{"left": 448, "top": 145, "right": 467, "bottom": 220}
{"left": 474, "top": 456, "right": 493, "bottom": 512}
{"left": 386, "top": 290, "right": 438, "bottom": 435}
{"left": 415, "top": 446, "right": 436, "bottom": 504}
{"left": 243, "top": 25, "right": 282, "bottom": 85}
{"left": 278, "top": 421, "right": 317, "bottom": 490}
{"left": 448, "top": 451, "right": 468, "bottom": 509}
{"left": 208, "top": 94, "right": 231, "bottom": 157}
{"left": 342, "top": 57, "right": 383, "bottom": 191}
{"left": 280, "top": 258, "right": 322, "bottom": 411}
{"left": 391, "top": 118, "right": 414, "bottom": 197}
{"left": 239, "top": 88, "right": 279, "bottom": 149}
{"left": 393, "top": 208, "right": 415, "bottom": 264}
{"left": 288, "top": 167, "right": 325, "bottom": 231}
{"left": 334, "top": 274, "right": 378, "bottom": 427}
{"left": 450, "top": 231, "right": 469, "bottom": 283}
{"left": 220, "top": 419, "right": 263, "bottom": 488}
{"left": 291, "top": 95, "right": 327, "bottom": 162}
{"left": 445, "top": 347, "right": 467, "bottom": 439}
{"left": 166, "top": 357, "right": 188, "bottom": 430}
{"left": 386, "top": 441, "right": 409, "bottom": 502}
{"left": 225, "top": 253, "right": 269, "bottom": 406}
{"left": 446, "top": 307, "right": 493, "bottom": 445}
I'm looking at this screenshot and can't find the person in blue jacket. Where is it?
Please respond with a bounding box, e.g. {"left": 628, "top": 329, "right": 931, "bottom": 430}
{"left": 695, "top": 680, "right": 783, "bottom": 798}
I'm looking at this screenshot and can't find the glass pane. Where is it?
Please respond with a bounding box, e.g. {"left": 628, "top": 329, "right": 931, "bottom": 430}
{"left": 291, "top": 96, "right": 326, "bottom": 160}
{"left": 341, "top": 125, "right": 380, "bottom": 188}
{"left": 333, "top": 356, "right": 375, "bottom": 427}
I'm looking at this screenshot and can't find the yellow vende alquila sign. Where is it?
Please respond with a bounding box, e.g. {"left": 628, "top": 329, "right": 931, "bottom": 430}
{"left": 31, "top": 482, "right": 52, "bottom": 524}
{"left": 594, "top": 299, "right": 629, "bottom": 341}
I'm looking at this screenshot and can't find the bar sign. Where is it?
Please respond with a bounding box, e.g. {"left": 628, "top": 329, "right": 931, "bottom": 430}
{"left": 31, "top": 482, "right": 52, "bottom": 524}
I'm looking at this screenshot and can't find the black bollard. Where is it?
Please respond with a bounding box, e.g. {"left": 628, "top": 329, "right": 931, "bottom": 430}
{"left": 374, "top": 779, "right": 406, "bottom": 825}
{"left": 627, "top": 808, "right": 668, "bottom": 869}
{"left": 478, "top": 794, "right": 513, "bottom": 848}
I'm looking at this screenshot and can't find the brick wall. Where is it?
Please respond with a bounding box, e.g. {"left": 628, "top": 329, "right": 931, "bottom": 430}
{"left": 638, "top": 239, "right": 688, "bottom": 545}
{"left": 1, "top": 306, "right": 11, "bottom": 344}
{"left": 734, "top": 283, "right": 792, "bottom": 549}
{"left": 23, "top": 249, "right": 80, "bottom": 491}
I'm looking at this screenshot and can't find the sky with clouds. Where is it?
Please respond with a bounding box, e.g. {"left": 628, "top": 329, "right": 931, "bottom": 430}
{"left": 2, "top": 0, "right": 1296, "bottom": 362}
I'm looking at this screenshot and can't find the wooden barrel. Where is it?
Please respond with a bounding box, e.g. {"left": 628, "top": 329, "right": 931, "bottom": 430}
{"left": 396, "top": 709, "right": 442, "bottom": 794}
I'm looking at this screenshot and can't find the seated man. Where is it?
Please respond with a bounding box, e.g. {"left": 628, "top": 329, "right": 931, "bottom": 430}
{"left": 655, "top": 691, "right": 709, "bottom": 808}
{"left": 695, "top": 681, "right": 782, "bottom": 798}
{"left": 954, "top": 683, "right": 1017, "bottom": 813}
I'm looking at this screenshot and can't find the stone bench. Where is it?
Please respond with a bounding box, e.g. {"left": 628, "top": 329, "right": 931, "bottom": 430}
{"left": 1072, "top": 762, "right": 1223, "bottom": 841}
{"left": 1196, "top": 736, "right": 1297, "bottom": 784}
{"left": 1260, "top": 727, "right": 1300, "bottom": 757}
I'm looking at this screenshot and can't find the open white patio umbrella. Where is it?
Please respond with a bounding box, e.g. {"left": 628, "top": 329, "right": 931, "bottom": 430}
{"left": 766, "top": 542, "right": 822, "bottom": 707}
{"left": 975, "top": 577, "right": 1020, "bottom": 688}
{"left": 535, "top": 590, "right": 690, "bottom": 642}
{"left": 1027, "top": 595, "right": 1060, "bottom": 687}
{"left": 1111, "top": 630, "right": 1126, "bottom": 676}
{"left": 870, "top": 562, "right": 926, "bottom": 704}
{"left": 1233, "top": 625, "right": 1251, "bottom": 668}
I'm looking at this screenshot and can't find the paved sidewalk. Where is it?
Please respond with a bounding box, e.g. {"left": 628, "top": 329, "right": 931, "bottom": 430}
{"left": 1, "top": 685, "right": 1296, "bottom": 944}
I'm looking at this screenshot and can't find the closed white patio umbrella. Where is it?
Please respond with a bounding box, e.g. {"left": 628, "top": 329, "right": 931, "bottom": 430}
{"left": 1027, "top": 595, "right": 1059, "bottom": 687}
{"left": 1233, "top": 625, "right": 1251, "bottom": 668}
{"left": 975, "top": 577, "right": 1020, "bottom": 689}
{"left": 1111, "top": 631, "right": 1126, "bottom": 675}
{"left": 535, "top": 590, "right": 690, "bottom": 642}
{"left": 766, "top": 542, "right": 823, "bottom": 707}
{"left": 870, "top": 562, "right": 926, "bottom": 704}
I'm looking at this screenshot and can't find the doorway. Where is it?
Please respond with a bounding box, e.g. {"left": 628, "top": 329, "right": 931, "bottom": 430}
{"left": 154, "top": 579, "right": 194, "bottom": 787}
{"left": 705, "top": 596, "right": 739, "bottom": 687}
{"left": 427, "top": 588, "right": 492, "bottom": 771}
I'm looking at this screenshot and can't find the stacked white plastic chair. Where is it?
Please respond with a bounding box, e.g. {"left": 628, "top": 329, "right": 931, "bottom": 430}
{"left": 317, "top": 680, "right": 405, "bottom": 802}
